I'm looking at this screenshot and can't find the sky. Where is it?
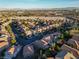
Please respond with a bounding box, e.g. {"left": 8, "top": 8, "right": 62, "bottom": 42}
{"left": 0, "top": 0, "right": 78, "bottom": 9}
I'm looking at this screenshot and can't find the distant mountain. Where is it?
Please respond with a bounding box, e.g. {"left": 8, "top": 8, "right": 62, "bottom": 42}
{"left": 0, "top": 7, "right": 79, "bottom": 11}
{"left": 52, "top": 7, "right": 79, "bottom": 10}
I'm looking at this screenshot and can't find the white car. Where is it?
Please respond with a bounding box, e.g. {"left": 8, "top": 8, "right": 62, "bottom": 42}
{"left": 0, "top": 34, "right": 6, "bottom": 38}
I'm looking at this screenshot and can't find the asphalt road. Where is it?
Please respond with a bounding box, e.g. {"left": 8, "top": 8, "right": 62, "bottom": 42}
{"left": 11, "top": 22, "right": 52, "bottom": 46}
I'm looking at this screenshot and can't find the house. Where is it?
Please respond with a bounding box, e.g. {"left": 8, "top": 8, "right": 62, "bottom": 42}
{"left": 0, "top": 30, "right": 9, "bottom": 42}
{"left": 55, "top": 50, "right": 76, "bottom": 59}
{"left": 37, "top": 28, "right": 43, "bottom": 33}
{"left": 72, "top": 35, "right": 79, "bottom": 41}
{"left": 0, "top": 41, "right": 9, "bottom": 53}
{"left": 46, "top": 26, "right": 50, "bottom": 30}
{"left": 67, "top": 39, "right": 79, "bottom": 50}
{"left": 4, "top": 45, "right": 22, "bottom": 59}
{"left": 0, "top": 34, "right": 8, "bottom": 42}
{"left": 42, "top": 27, "right": 47, "bottom": 31}
{"left": 47, "top": 57, "right": 54, "bottom": 59}
{"left": 61, "top": 44, "right": 79, "bottom": 58}
{"left": 25, "top": 30, "right": 32, "bottom": 36}
{"left": 67, "top": 35, "right": 79, "bottom": 50}
{"left": 52, "top": 32, "right": 60, "bottom": 36}
{"left": 23, "top": 45, "right": 34, "bottom": 58}
{"left": 49, "top": 25, "right": 53, "bottom": 30}
{"left": 0, "top": 30, "right": 9, "bottom": 54}
{"left": 33, "top": 35, "right": 52, "bottom": 49}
